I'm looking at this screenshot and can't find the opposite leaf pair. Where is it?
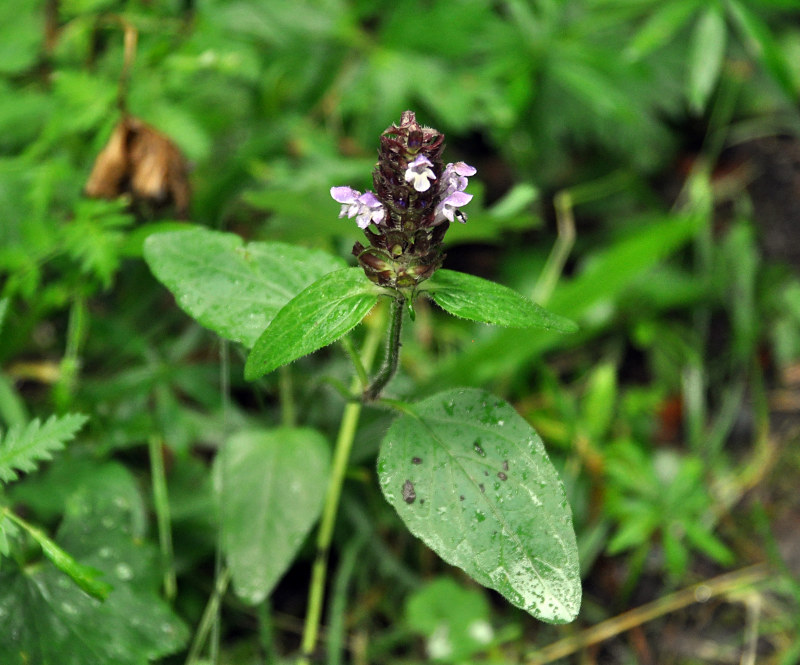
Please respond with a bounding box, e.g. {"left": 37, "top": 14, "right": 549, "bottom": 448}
{"left": 144, "top": 226, "right": 582, "bottom": 624}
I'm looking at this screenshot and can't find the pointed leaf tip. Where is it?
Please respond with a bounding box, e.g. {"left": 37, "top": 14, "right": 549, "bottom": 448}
{"left": 378, "top": 388, "right": 582, "bottom": 623}
{"left": 244, "top": 268, "right": 379, "bottom": 380}
{"left": 421, "top": 269, "right": 578, "bottom": 333}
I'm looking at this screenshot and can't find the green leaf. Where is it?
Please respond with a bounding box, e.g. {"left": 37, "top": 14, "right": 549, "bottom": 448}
{"left": 3, "top": 510, "right": 112, "bottom": 600}
{"left": 627, "top": 0, "right": 701, "bottom": 58}
{"left": 424, "top": 213, "right": 702, "bottom": 388}
{"left": 245, "top": 268, "right": 379, "bottom": 380}
{"left": 421, "top": 269, "right": 578, "bottom": 332}
{"left": 0, "top": 3, "right": 41, "bottom": 75}
{"left": 218, "top": 428, "right": 331, "bottom": 604}
{"left": 145, "top": 226, "right": 347, "bottom": 348}
{"left": 378, "top": 388, "right": 581, "bottom": 624}
{"left": 688, "top": 7, "right": 727, "bottom": 112}
{"left": 683, "top": 519, "right": 734, "bottom": 565}
{"left": 405, "top": 577, "right": 495, "bottom": 661}
{"left": 581, "top": 363, "right": 617, "bottom": 442}
{"left": 0, "top": 464, "right": 188, "bottom": 664}
{"left": 0, "top": 512, "right": 19, "bottom": 557}
{"left": 0, "top": 414, "right": 88, "bottom": 485}
{"left": 63, "top": 199, "right": 134, "bottom": 289}
{"left": 727, "top": 0, "right": 797, "bottom": 100}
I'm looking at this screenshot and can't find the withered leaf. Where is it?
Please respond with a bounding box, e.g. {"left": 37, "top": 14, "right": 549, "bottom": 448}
{"left": 85, "top": 115, "right": 190, "bottom": 218}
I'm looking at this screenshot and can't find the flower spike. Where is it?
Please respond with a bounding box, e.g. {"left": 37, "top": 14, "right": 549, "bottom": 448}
{"left": 331, "top": 111, "right": 476, "bottom": 290}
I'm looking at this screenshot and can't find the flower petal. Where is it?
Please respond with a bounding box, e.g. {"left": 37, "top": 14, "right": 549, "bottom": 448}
{"left": 330, "top": 186, "right": 360, "bottom": 203}
{"left": 452, "top": 162, "right": 477, "bottom": 177}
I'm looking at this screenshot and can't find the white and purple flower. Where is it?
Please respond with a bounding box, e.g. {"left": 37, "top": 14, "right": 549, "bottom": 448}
{"left": 434, "top": 161, "right": 476, "bottom": 224}
{"left": 404, "top": 155, "right": 436, "bottom": 192}
{"left": 330, "top": 186, "right": 386, "bottom": 229}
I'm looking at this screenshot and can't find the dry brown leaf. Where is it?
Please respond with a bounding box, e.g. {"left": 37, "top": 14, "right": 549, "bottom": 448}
{"left": 85, "top": 115, "right": 190, "bottom": 218}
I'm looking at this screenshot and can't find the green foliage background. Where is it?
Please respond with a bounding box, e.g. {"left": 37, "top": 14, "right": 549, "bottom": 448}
{"left": 2, "top": 0, "right": 800, "bottom": 663}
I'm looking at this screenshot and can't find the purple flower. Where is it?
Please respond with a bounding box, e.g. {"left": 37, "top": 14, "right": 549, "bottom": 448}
{"left": 404, "top": 155, "right": 436, "bottom": 192}
{"left": 435, "top": 190, "right": 473, "bottom": 224}
{"left": 434, "top": 161, "right": 476, "bottom": 224}
{"left": 331, "top": 186, "right": 386, "bottom": 228}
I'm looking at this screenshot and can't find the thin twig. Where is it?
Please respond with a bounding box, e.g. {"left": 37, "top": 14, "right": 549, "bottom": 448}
{"left": 526, "top": 564, "right": 769, "bottom": 665}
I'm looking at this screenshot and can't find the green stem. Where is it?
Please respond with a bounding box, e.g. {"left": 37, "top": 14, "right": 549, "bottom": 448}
{"left": 258, "top": 600, "right": 279, "bottom": 664}
{"left": 299, "top": 399, "right": 361, "bottom": 664}
{"left": 363, "top": 297, "right": 403, "bottom": 401}
{"left": 183, "top": 567, "right": 232, "bottom": 665}
{"left": 326, "top": 534, "right": 366, "bottom": 665}
{"left": 148, "top": 435, "right": 177, "bottom": 601}
{"left": 54, "top": 293, "right": 88, "bottom": 410}
{"left": 279, "top": 365, "right": 296, "bottom": 427}
{"left": 533, "top": 190, "right": 575, "bottom": 305}
{"left": 297, "top": 302, "right": 385, "bottom": 665}
{"left": 340, "top": 336, "right": 369, "bottom": 390}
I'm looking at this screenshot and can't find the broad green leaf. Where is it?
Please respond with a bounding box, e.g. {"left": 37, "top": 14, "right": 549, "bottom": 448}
{"left": 0, "top": 298, "right": 7, "bottom": 334}
{"left": 420, "top": 269, "right": 577, "bottom": 332}
{"left": 245, "top": 268, "right": 380, "bottom": 380}
{"left": 0, "top": 414, "right": 88, "bottom": 485}
{"left": 218, "top": 428, "right": 331, "bottom": 604}
{"left": 144, "top": 226, "right": 346, "bottom": 348}
{"left": 688, "top": 7, "right": 727, "bottom": 112}
{"left": 0, "top": 464, "right": 188, "bottom": 664}
{"left": 378, "top": 388, "right": 581, "bottom": 623}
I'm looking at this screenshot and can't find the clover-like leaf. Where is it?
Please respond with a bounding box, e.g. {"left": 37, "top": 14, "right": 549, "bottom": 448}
{"left": 244, "top": 268, "right": 380, "bottom": 380}
{"left": 144, "top": 226, "right": 346, "bottom": 348}
{"left": 378, "top": 388, "right": 581, "bottom": 624}
{"left": 420, "top": 269, "right": 577, "bottom": 332}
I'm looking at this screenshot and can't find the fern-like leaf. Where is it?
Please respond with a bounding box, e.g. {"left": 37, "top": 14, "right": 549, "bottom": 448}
{"left": 0, "top": 414, "right": 88, "bottom": 484}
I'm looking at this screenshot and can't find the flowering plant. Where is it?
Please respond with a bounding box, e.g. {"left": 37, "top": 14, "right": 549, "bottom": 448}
{"left": 144, "top": 111, "right": 582, "bottom": 663}
{"left": 332, "top": 111, "right": 476, "bottom": 289}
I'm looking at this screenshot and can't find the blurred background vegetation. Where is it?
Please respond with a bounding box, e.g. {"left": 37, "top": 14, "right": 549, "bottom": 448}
{"left": 2, "top": 0, "right": 800, "bottom": 663}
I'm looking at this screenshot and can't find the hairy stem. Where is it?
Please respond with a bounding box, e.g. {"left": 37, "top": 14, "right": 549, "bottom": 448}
{"left": 363, "top": 296, "right": 404, "bottom": 401}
